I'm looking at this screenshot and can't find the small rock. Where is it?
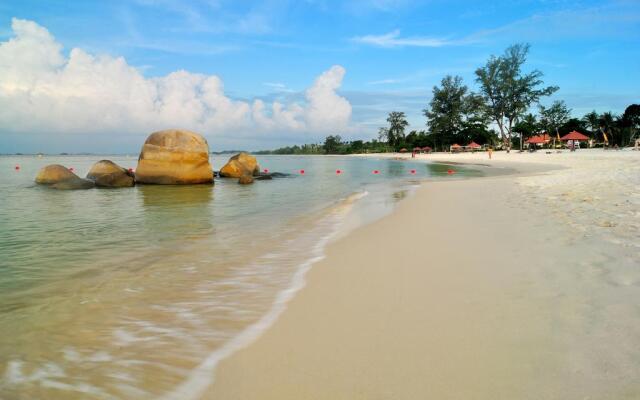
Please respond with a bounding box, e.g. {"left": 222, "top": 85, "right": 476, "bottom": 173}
{"left": 87, "top": 160, "right": 135, "bottom": 187}
{"left": 220, "top": 152, "right": 260, "bottom": 178}
{"left": 267, "top": 172, "right": 291, "bottom": 178}
{"left": 238, "top": 175, "right": 254, "bottom": 184}
{"left": 35, "top": 164, "right": 95, "bottom": 190}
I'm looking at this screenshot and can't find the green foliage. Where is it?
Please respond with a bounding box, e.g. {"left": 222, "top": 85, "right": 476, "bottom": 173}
{"left": 423, "top": 75, "right": 467, "bottom": 150}
{"left": 378, "top": 112, "right": 409, "bottom": 149}
{"left": 257, "top": 137, "right": 394, "bottom": 155}
{"left": 559, "top": 118, "right": 588, "bottom": 135}
{"left": 475, "top": 43, "right": 558, "bottom": 151}
{"left": 512, "top": 113, "right": 540, "bottom": 143}
{"left": 323, "top": 135, "right": 343, "bottom": 154}
{"left": 539, "top": 101, "right": 571, "bottom": 134}
{"left": 255, "top": 143, "right": 324, "bottom": 155}
{"left": 422, "top": 75, "right": 492, "bottom": 151}
{"left": 582, "top": 110, "right": 600, "bottom": 133}
{"left": 256, "top": 44, "right": 638, "bottom": 154}
{"left": 622, "top": 104, "right": 640, "bottom": 128}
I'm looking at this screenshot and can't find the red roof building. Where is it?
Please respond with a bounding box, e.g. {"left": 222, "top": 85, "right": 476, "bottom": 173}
{"left": 467, "top": 141, "right": 481, "bottom": 148}
{"left": 560, "top": 131, "right": 589, "bottom": 141}
{"left": 526, "top": 136, "right": 546, "bottom": 144}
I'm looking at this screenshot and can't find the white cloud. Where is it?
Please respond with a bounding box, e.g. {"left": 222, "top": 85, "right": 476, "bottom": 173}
{"left": 304, "top": 65, "right": 351, "bottom": 131}
{"left": 352, "top": 29, "right": 467, "bottom": 48}
{"left": 367, "top": 78, "right": 402, "bottom": 85}
{"left": 0, "top": 18, "right": 352, "bottom": 140}
{"left": 262, "top": 82, "right": 295, "bottom": 93}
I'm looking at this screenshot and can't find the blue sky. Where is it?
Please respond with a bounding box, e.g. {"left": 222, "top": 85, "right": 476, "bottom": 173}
{"left": 0, "top": 0, "right": 638, "bottom": 153}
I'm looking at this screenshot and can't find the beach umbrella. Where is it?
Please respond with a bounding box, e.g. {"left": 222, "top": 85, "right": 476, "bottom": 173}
{"left": 399, "top": 148, "right": 408, "bottom": 153}
{"left": 560, "top": 131, "right": 589, "bottom": 141}
{"left": 450, "top": 144, "right": 461, "bottom": 148}
{"left": 422, "top": 146, "right": 432, "bottom": 152}
{"left": 467, "top": 141, "right": 481, "bottom": 149}
{"left": 413, "top": 147, "right": 421, "bottom": 151}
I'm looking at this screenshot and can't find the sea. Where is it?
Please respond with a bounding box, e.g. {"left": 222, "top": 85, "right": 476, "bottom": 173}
{"left": 0, "top": 154, "right": 481, "bottom": 399}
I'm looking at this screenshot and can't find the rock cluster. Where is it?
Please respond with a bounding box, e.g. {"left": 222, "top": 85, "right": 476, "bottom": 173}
{"left": 34, "top": 129, "right": 283, "bottom": 190}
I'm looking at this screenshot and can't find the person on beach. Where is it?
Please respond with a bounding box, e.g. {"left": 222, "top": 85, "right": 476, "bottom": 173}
{"left": 487, "top": 147, "right": 493, "bottom": 159}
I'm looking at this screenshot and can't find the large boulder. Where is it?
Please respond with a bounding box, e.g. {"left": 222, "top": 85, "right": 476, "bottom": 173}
{"left": 219, "top": 152, "right": 260, "bottom": 178}
{"left": 35, "top": 164, "right": 94, "bottom": 190}
{"left": 86, "top": 160, "right": 135, "bottom": 187}
{"left": 135, "top": 129, "right": 213, "bottom": 184}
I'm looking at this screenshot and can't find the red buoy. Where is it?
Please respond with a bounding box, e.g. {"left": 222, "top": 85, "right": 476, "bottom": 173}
{"left": 69, "top": 167, "right": 74, "bottom": 172}
{"left": 263, "top": 168, "right": 269, "bottom": 173}
{"left": 373, "top": 170, "right": 379, "bottom": 174}
{"left": 410, "top": 169, "right": 416, "bottom": 174}
{"left": 336, "top": 169, "right": 342, "bottom": 175}
{"left": 14, "top": 164, "right": 20, "bottom": 170}
{"left": 299, "top": 169, "right": 305, "bottom": 175}
{"left": 447, "top": 169, "right": 455, "bottom": 174}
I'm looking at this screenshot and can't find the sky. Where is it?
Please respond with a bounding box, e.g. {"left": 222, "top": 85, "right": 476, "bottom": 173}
{"left": 0, "top": 0, "right": 639, "bottom": 153}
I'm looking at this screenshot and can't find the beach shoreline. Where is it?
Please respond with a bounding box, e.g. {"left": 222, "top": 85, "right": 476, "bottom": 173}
{"left": 205, "top": 148, "right": 640, "bottom": 399}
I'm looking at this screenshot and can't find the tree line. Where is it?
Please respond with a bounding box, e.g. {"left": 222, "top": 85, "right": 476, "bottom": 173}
{"left": 257, "top": 43, "right": 639, "bottom": 155}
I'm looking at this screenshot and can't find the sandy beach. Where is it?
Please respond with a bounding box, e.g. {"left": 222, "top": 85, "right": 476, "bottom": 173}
{"left": 205, "top": 149, "right": 640, "bottom": 399}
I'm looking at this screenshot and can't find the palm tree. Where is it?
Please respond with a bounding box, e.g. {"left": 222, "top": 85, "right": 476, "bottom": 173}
{"left": 600, "top": 112, "right": 617, "bottom": 145}
{"left": 513, "top": 113, "right": 539, "bottom": 150}
{"left": 582, "top": 111, "right": 600, "bottom": 138}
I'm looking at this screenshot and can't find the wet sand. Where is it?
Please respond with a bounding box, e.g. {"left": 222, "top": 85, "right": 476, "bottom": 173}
{"left": 206, "top": 149, "right": 640, "bottom": 399}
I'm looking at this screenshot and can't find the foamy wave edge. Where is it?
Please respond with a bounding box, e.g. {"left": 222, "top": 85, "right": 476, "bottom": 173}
{"left": 160, "top": 190, "right": 370, "bottom": 400}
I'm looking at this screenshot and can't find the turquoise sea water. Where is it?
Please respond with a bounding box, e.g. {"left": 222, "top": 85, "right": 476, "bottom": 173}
{"left": 0, "top": 154, "right": 479, "bottom": 399}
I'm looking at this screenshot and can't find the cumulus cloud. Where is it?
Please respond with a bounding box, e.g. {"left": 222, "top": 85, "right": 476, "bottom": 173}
{"left": 0, "top": 18, "right": 352, "bottom": 140}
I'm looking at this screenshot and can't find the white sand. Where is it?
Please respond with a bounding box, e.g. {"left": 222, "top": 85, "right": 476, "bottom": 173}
{"left": 205, "top": 148, "right": 640, "bottom": 399}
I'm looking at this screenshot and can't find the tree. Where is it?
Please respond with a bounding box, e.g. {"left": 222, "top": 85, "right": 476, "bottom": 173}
{"left": 385, "top": 111, "right": 409, "bottom": 149}
{"left": 539, "top": 100, "right": 571, "bottom": 147}
{"left": 582, "top": 110, "right": 600, "bottom": 136}
{"left": 559, "top": 118, "right": 588, "bottom": 136}
{"left": 599, "top": 112, "right": 618, "bottom": 145}
{"left": 512, "top": 113, "right": 540, "bottom": 147}
{"left": 378, "top": 127, "right": 390, "bottom": 144}
{"left": 424, "top": 75, "right": 466, "bottom": 151}
{"left": 423, "top": 75, "right": 488, "bottom": 151}
{"left": 323, "top": 135, "right": 342, "bottom": 154}
{"left": 475, "top": 43, "right": 558, "bottom": 152}
{"left": 621, "top": 104, "right": 640, "bottom": 146}
{"left": 405, "top": 130, "right": 419, "bottom": 146}
{"left": 622, "top": 104, "right": 640, "bottom": 128}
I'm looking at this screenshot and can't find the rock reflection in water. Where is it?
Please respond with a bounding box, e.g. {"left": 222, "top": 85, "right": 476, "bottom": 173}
{"left": 139, "top": 184, "right": 214, "bottom": 242}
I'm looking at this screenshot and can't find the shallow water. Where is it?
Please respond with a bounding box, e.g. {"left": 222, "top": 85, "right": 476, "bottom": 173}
{"left": 0, "top": 154, "right": 479, "bottom": 399}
